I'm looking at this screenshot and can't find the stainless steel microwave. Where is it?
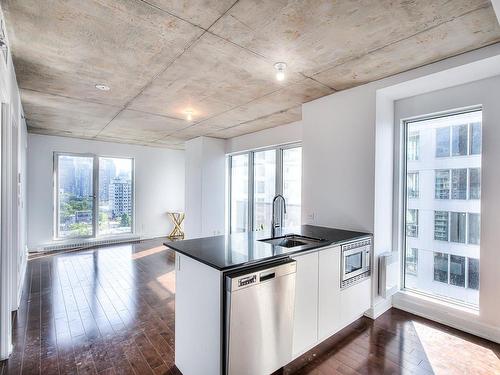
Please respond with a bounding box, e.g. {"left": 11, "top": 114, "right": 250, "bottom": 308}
{"left": 341, "top": 238, "right": 371, "bottom": 288}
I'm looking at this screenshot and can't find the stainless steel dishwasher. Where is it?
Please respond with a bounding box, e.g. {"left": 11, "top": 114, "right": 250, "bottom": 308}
{"left": 225, "top": 259, "right": 296, "bottom": 375}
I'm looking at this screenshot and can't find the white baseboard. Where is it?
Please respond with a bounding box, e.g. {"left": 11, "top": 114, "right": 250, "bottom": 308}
{"left": 393, "top": 291, "right": 500, "bottom": 344}
{"left": 365, "top": 297, "right": 392, "bottom": 320}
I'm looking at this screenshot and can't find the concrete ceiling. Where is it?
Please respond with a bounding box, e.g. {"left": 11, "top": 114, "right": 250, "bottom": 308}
{"left": 3, "top": 0, "right": 500, "bottom": 150}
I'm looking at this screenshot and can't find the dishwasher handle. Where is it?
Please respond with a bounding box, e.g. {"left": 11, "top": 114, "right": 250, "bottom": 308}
{"left": 259, "top": 272, "right": 275, "bottom": 282}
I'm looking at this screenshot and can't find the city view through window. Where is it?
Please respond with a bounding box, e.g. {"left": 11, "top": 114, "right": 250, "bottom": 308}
{"left": 229, "top": 146, "right": 302, "bottom": 233}
{"left": 404, "top": 110, "right": 481, "bottom": 307}
{"left": 56, "top": 154, "right": 133, "bottom": 238}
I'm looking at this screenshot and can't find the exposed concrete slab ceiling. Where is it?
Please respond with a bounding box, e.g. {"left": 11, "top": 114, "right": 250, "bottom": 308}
{"left": 3, "top": 0, "right": 500, "bottom": 149}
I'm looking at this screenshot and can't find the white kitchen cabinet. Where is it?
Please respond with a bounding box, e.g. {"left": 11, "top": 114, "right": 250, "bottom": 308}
{"left": 318, "top": 246, "right": 342, "bottom": 341}
{"left": 340, "top": 278, "right": 371, "bottom": 326}
{"left": 291, "top": 251, "right": 319, "bottom": 358}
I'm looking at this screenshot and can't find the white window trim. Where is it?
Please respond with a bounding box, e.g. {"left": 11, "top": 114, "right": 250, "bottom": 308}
{"left": 227, "top": 143, "right": 301, "bottom": 233}
{"left": 53, "top": 152, "right": 135, "bottom": 240}
{"left": 395, "top": 106, "right": 482, "bottom": 310}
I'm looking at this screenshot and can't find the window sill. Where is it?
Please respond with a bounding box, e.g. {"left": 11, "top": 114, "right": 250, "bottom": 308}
{"left": 394, "top": 289, "right": 479, "bottom": 316}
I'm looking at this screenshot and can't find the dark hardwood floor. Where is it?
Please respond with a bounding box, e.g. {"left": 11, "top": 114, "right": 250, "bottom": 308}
{"left": 1, "top": 239, "right": 499, "bottom": 375}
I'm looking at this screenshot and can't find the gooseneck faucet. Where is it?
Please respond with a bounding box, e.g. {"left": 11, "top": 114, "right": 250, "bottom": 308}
{"left": 271, "top": 194, "right": 287, "bottom": 238}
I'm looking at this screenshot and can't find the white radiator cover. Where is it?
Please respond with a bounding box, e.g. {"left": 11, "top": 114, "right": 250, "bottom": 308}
{"left": 378, "top": 251, "right": 399, "bottom": 298}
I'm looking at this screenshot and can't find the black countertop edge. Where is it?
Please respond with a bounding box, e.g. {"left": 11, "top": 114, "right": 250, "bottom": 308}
{"left": 164, "top": 225, "right": 372, "bottom": 272}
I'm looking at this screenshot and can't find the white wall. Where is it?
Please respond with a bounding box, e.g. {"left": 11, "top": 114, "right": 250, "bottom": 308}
{"left": 226, "top": 121, "right": 302, "bottom": 154}
{"left": 0, "top": 5, "right": 28, "bottom": 359}
{"left": 302, "top": 88, "right": 376, "bottom": 232}
{"left": 184, "top": 136, "right": 225, "bottom": 239}
{"left": 27, "top": 134, "right": 185, "bottom": 250}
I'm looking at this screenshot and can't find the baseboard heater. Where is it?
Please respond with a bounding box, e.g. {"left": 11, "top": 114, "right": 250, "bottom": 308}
{"left": 378, "top": 251, "right": 399, "bottom": 298}
{"left": 31, "top": 236, "right": 141, "bottom": 253}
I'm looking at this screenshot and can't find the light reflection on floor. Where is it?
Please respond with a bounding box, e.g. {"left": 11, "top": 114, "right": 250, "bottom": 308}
{"left": 412, "top": 320, "right": 500, "bottom": 374}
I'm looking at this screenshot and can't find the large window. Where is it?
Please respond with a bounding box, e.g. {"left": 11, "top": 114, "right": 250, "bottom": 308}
{"left": 228, "top": 145, "right": 302, "bottom": 233}
{"left": 55, "top": 153, "right": 134, "bottom": 239}
{"left": 404, "top": 109, "right": 482, "bottom": 307}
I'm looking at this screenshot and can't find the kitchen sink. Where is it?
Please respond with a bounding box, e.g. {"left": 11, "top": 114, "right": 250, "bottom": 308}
{"left": 259, "top": 234, "right": 326, "bottom": 248}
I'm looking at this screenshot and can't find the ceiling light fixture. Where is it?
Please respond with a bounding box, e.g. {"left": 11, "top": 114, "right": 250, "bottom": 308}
{"left": 95, "top": 83, "right": 110, "bottom": 91}
{"left": 274, "top": 62, "right": 287, "bottom": 81}
{"left": 185, "top": 110, "right": 193, "bottom": 121}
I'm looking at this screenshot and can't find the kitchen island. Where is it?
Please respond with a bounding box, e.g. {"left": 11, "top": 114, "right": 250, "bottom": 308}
{"left": 164, "top": 225, "right": 372, "bottom": 375}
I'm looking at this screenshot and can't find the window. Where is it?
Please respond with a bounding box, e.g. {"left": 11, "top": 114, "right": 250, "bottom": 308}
{"left": 434, "top": 252, "right": 448, "bottom": 283}
{"left": 436, "top": 127, "right": 450, "bottom": 157}
{"left": 468, "top": 213, "right": 480, "bottom": 245}
{"left": 451, "top": 169, "right": 467, "bottom": 199}
{"left": 98, "top": 157, "right": 133, "bottom": 235}
{"left": 405, "top": 248, "right": 418, "bottom": 276}
{"left": 407, "top": 131, "right": 419, "bottom": 161}
{"left": 469, "top": 122, "right": 481, "bottom": 155}
{"left": 404, "top": 109, "right": 482, "bottom": 307}
{"left": 452, "top": 124, "right": 468, "bottom": 156}
{"left": 228, "top": 145, "right": 302, "bottom": 233}
{"left": 468, "top": 258, "right": 480, "bottom": 290}
{"left": 407, "top": 172, "right": 419, "bottom": 199}
{"left": 434, "top": 211, "right": 449, "bottom": 241}
{"left": 435, "top": 170, "right": 450, "bottom": 199}
{"left": 436, "top": 122, "right": 481, "bottom": 157}
{"left": 55, "top": 153, "right": 134, "bottom": 239}
{"left": 469, "top": 168, "right": 481, "bottom": 199}
{"left": 450, "top": 255, "right": 466, "bottom": 287}
{"left": 406, "top": 209, "right": 418, "bottom": 238}
{"left": 282, "top": 147, "right": 302, "bottom": 227}
{"left": 450, "top": 212, "right": 466, "bottom": 243}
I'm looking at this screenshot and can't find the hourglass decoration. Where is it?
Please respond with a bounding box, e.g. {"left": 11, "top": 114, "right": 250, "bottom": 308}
{"left": 167, "top": 212, "right": 185, "bottom": 240}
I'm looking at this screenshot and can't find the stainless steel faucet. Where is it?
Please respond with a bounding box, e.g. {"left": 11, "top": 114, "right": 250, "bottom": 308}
{"left": 271, "top": 194, "right": 287, "bottom": 238}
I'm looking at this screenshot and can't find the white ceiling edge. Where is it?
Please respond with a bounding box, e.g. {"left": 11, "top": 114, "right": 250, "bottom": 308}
{"left": 492, "top": 0, "right": 500, "bottom": 26}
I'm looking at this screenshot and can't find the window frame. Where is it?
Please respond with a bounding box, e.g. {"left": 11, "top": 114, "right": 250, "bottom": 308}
{"left": 399, "top": 106, "right": 482, "bottom": 309}
{"left": 53, "top": 152, "right": 135, "bottom": 240}
{"left": 227, "top": 143, "right": 301, "bottom": 233}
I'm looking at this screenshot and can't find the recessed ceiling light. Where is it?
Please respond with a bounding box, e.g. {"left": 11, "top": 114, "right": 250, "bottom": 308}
{"left": 274, "top": 62, "right": 287, "bottom": 81}
{"left": 185, "top": 110, "right": 193, "bottom": 121}
{"left": 95, "top": 84, "right": 110, "bottom": 91}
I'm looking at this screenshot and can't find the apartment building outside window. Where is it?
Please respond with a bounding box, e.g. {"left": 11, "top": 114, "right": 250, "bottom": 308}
{"left": 404, "top": 109, "right": 482, "bottom": 307}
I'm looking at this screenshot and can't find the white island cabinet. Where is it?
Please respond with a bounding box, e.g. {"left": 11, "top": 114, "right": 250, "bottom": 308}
{"left": 291, "top": 251, "right": 319, "bottom": 358}
{"left": 172, "top": 232, "right": 372, "bottom": 375}
{"left": 318, "top": 246, "right": 342, "bottom": 340}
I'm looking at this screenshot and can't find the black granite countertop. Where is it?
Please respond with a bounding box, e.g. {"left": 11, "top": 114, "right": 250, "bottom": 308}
{"left": 163, "top": 225, "right": 371, "bottom": 271}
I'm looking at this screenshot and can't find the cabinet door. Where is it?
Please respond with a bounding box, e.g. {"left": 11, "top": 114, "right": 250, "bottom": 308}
{"left": 340, "top": 278, "right": 371, "bottom": 326}
{"left": 292, "top": 251, "right": 319, "bottom": 358}
{"left": 318, "top": 246, "right": 342, "bottom": 340}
